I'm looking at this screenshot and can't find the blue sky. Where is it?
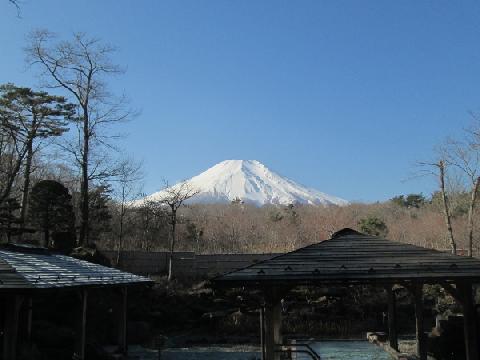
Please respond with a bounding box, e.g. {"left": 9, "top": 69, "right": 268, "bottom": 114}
{"left": 1, "top": 0, "right": 480, "bottom": 202}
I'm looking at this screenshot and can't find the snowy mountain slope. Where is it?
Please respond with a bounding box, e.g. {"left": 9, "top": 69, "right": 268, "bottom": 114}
{"left": 139, "top": 160, "right": 348, "bottom": 206}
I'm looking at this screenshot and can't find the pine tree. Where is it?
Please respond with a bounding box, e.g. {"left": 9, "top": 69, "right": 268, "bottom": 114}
{"left": 0, "top": 84, "right": 73, "bottom": 223}
{"left": 358, "top": 216, "right": 388, "bottom": 237}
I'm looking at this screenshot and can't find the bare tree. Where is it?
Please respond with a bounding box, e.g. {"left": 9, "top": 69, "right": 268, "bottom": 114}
{"left": 417, "top": 160, "right": 457, "bottom": 254}
{"left": 111, "top": 156, "right": 143, "bottom": 265}
{"left": 442, "top": 137, "right": 480, "bottom": 256}
{"left": 159, "top": 182, "right": 199, "bottom": 281}
{"left": 7, "top": 0, "right": 20, "bottom": 15}
{"left": 26, "top": 30, "right": 131, "bottom": 246}
{"left": 135, "top": 198, "right": 168, "bottom": 251}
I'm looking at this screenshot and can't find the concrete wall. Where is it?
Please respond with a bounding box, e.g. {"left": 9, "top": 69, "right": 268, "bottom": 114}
{"left": 101, "top": 250, "right": 278, "bottom": 278}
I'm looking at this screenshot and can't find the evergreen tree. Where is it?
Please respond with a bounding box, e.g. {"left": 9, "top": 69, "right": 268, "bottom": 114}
{"left": 28, "top": 180, "right": 74, "bottom": 247}
{"left": 390, "top": 195, "right": 405, "bottom": 207}
{"left": 358, "top": 216, "right": 388, "bottom": 237}
{"left": 88, "top": 185, "right": 113, "bottom": 242}
{"left": 405, "top": 194, "right": 426, "bottom": 208}
{"left": 0, "top": 84, "right": 73, "bottom": 223}
{"left": 391, "top": 194, "right": 425, "bottom": 208}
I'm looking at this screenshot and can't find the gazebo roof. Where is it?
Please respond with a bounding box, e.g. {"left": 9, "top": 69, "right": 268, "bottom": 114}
{"left": 0, "top": 244, "right": 152, "bottom": 290}
{"left": 0, "top": 256, "right": 31, "bottom": 288}
{"left": 214, "top": 228, "right": 480, "bottom": 286}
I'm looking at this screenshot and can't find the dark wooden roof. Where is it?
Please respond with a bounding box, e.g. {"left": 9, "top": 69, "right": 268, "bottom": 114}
{"left": 0, "top": 245, "right": 152, "bottom": 290}
{"left": 0, "top": 257, "right": 32, "bottom": 289}
{"left": 214, "top": 228, "right": 480, "bottom": 286}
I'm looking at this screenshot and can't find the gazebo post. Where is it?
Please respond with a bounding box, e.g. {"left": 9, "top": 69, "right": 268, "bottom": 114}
{"left": 386, "top": 285, "right": 398, "bottom": 351}
{"left": 260, "top": 305, "right": 266, "bottom": 360}
{"left": 457, "top": 281, "right": 478, "bottom": 360}
{"left": 26, "top": 296, "right": 33, "bottom": 352}
{"left": 413, "top": 283, "right": 427, "bottom": 360}
{"left": 263, "top": 288, "right": 282, "bottom": 360}
{"left": 3, "top": 295, "right": 24, "bottom": 360}
{"left": 118, "top": 286, "right": 128, "bottom": 355}
{"left": 74, "top": 288, "right": 88, "bottom": 360}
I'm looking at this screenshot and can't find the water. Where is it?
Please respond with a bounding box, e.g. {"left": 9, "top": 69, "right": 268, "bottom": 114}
{"left": 300, "top": 341, "right": 393, "bottom": 360}
{"left": 154, "top": 341, "right": 393, "bottom": 360}
{"left": 159, "top": 347, "right": 259, "bottom": 360}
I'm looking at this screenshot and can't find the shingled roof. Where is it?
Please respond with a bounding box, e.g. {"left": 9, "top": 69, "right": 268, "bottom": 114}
{"left": 214, "top": 228, "right": 480, "bottom": 286}
{"left": 0, "top": 245, "right": 151, "bottom": 290}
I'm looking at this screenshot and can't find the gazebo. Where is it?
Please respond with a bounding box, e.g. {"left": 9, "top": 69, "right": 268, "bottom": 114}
{"left": 214, "top": 228, "right": 480, "bottom": 360}
{"left": 0, "top": 243, "right": 152, "bottom": 360}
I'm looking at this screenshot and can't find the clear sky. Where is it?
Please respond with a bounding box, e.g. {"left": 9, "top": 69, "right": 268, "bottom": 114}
{"left": 1, "top": 0, "right": 480, "bottom": 202}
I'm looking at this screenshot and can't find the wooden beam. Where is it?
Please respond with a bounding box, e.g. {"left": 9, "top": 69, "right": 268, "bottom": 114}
{"left": 413, "top": 283, "right": 427, "bottom": 360}
{"left": 118, "top": 287, "right": 128, "bottom": 354}
{"left": 74, "top": 289, "right": 88, "bottom": 360}
{"left": 3, "top": 295, "right": 24, "bottom": 360}
{"left": 263, "top": 288, "right": 283, "bottom": 360}
{"left": 386, "top": 285, "right": 398, "bottom": 351}
{"left": 457, "top": 281, "right": 479, "bottom": 360}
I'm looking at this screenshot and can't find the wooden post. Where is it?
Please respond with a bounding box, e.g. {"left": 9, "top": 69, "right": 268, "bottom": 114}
{"left": 260, "top": 306, "right": 265, "bottom": 360}
{"left": 413, "top": 284, "right": 427, "bottom": 360}
{"left": 3, "top": 295, "right": 24, "bottom": 360}
{"left": 263, "top": 289, "right": 282, "bottom": 360}
{"left": 118, "top": 287, "right": 128, "bottom": 354}
{"left": 74, "top": 289, "right": 88, "bottom": 360}
{"left": 26, "top": 297, "right": 33, "bottom": 353}
{"left": 386, "top": 285, "right": 399, "bottom": 352}
{"left": 458, "top": 282, "right": 479, "bottom": 360}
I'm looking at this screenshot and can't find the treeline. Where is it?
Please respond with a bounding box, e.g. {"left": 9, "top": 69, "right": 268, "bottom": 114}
{"left": 96, "top": 191, "right": 478, "bottom": 255}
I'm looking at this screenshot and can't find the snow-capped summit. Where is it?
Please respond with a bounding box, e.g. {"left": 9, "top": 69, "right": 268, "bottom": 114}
{"left": 139, "top": 160, "right": 348, "bottom": 206}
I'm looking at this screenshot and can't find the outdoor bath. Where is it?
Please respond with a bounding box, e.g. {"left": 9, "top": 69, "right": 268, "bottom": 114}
{"left": 155, "top": 341, "right": 393, "bottom": 360}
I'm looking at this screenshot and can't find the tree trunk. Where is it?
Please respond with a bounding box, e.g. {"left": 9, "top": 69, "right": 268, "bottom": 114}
{"left": 116, "top": 187, "right": 126, "bottom": 266}
{"left": 167, "top": 207, "right": 176, "bottom": 281}
{"left": 20, "top": 138, "right": 34, "bottom": 225}
{"left": 0, "top": 153, "right": 25, "bottom": 206}
{"left": 44, "top": 228, "right": 49, "bottom": 248}
{"left": 44, "top": 206, "right": 50, "bottom": 248}
{"left": 467, "top": 177, "right": 480, "bottom": 257}
{"left": 79, "top": 107, "right": 90, "bottom": 246}
{"left": 20, "top": 113, "right": 37, "bottom": 225}
{"left": 439, "top": 161, "right": 456, "bottom": 254}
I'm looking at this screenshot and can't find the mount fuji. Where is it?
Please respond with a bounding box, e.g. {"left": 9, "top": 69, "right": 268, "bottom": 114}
{"left": 139, "top": 160, "right": 348, "bottom": 207}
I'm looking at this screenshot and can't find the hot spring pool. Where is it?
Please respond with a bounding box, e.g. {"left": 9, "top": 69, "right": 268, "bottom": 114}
{"left": 157, "top": 341, "right": 393, "bottom": 360}
{"left": 298, "top": 341, "right": 393, "bottom": 359}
